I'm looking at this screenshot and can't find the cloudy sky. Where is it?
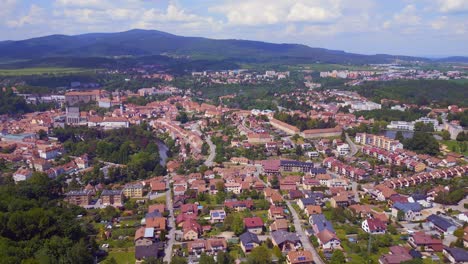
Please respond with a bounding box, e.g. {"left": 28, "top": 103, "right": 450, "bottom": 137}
{"left": 1, "top": 0, "right": 468, "bottom": 56}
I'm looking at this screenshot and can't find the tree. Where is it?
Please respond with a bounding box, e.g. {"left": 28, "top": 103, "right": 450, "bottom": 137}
{"left": 270, "top": 174, "right": 279, "bottom": 189}
{"left": 395, "top": 131, "right": 404, "bottom": 142}
{"left": 232, "top": 214, "right": 245, "bottom": 235}
{"left": 404, "top": 132, "right": 439, "bottom": 156}
{"left": 330, "top": 250, "right": 346, "bottom": 264}
{"left": 397, "top": 210, "right": 405, "bottom": 221}
{"left": 199, "top": 253, "right": 216, "bottom": 264}
{"left": 171, "top": 256, "right": 188, "bottom": 264}
{"left": 38, "top": 129, "right": 48, "bottom": 140}
{"left": 456, "top": 132, "right": 466, "bottom": 142}
{"left": 441, "top": 130, "right": 451, "bottom": 140}
{"left": 104, "top": 257, "right": 118, "bottom": 264}
{"left": 216, "top": 251, "right": 233, "bottom": 264}
{"left": 247, "top": 245, "right": 272, "bottom": 264}
{"left": 176, "top": 112, "right": 189, "bottom": 124}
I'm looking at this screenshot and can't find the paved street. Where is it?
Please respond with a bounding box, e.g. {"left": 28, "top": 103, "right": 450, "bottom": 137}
{"left": 163, "top": 174, "right": 176, "bottom": 263}
{"left": 204, "top": 135, "right": 216, "bottom": 167}
{"left": 286, "top": 200, "right": 324, "bottom": 264}
{"left": 345, "top": 133, "right": 358, "bottom": 156}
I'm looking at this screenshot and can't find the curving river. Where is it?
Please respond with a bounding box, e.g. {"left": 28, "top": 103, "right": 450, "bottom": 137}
{"left": 156, "top": 140, "right": 169, "bottom": 166}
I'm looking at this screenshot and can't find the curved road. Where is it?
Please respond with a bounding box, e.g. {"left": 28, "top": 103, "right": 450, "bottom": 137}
{"left": 204, "top": 135, "right": 216, "bottom": 167}
{"left": 345, "top": 133, "right": 359, "bottom": 156}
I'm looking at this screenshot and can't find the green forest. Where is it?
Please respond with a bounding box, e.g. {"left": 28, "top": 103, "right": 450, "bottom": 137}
{"left": 0, "top": 173, "right": 94, "bottom": 264}
{"left": 349, "top": 80, "right": 468, "bottom": 106}
{"left": 53, "top": 125, "right": 165, "bottom": 181}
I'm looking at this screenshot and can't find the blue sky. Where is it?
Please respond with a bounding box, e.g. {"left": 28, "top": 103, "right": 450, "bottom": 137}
{"left": 1, "top": 0, "right": 468, "bottom": 56}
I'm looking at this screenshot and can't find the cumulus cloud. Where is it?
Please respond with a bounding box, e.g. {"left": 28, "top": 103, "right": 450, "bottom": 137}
{"left": 211, "top": 0, "right": 342, "bottom": 26}
{"left": 383, "top": 4, "right": 422, "bottom": 31}
{"left": 7, "top": 4, "right": 45, "bottom": 28}
{"left": 437, "top": 0, "right": 468, "bottom": 13}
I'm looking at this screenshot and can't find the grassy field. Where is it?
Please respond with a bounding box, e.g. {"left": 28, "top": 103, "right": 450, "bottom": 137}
{"left": 441, "top": 140, "right": 468, "bottom": 155}
{"left": 102, "top": 250, "right": 135, "bottom": 264}
{"left": 0, "top": 67, "right": 93, "bottom": 75}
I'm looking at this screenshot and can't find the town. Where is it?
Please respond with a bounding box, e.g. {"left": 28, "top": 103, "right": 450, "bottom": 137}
{"left": 0, "top": 64, "right": 467, "bottom": 264}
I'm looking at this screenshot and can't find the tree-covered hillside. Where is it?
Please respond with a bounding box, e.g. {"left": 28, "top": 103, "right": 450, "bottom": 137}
{"left": 349, "top": 80, "right": 468, "bottom": 106}
{"left": 0, "top": 173, "right": 94, "bottom": 264}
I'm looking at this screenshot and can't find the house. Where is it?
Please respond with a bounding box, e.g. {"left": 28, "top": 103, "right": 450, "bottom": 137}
{"left": 270, "top": 219, "right": 289, "bottom": 232}
{"left": 443, "top": 247, "right": 468, "bottom": 264}
{"left": 316, "top": 229, "right": 341, "bottom": 250}
{"left": 224, "top": 199, "right": 254, "bottom": 211}
{"left": 225, "top": 182, "right": 242, "bottom": 194}
{"left": 427, "top": 214, "right": 457, "bottom": 235}
{"left": 379, "top": 245, "right": 412, "bottom": 264}
{"left": 269, "top": 206, "right": 286, "bottom": 220}
{"left": 408, "top": 232, "right": 443, "bottom": 252}
{"left": 244, "top": 217, "right": 264, "bottom": 234}
{"left": 374, "top": 185, "right": 397, "bottom": 201}
{"left": 150, "top": 181, "right": 166, "bottom": 193}
{"left": 173, "top": 185, "right": 186, "bottom": 196}
{"left": 135, "top": 243, "right": 162, "bottom": 263}
{"left": 271, "top": 230, "right": 302, "bottom": 252}
{"left": 286, "top": 250, "right": 314, "bottom": 264}
{"left": 181, "top": 203, "right": 198, "bottom": 216}
{"left": 239, "top": 232, "right": 260, "bottom": 253}
{"left": 182, "top": 219, "right": 201, "bottom": 241}
{"left": 134, "top": 227, "right": 154, "bottom": 246}
{"left": 305, "top": 205, "right": 322, "bottom": 217}
{"left": 209, "top": 210, "right": 226, "bottom": 224}
{"left": 13, "top": 168, "right": 33, "bottom": 182}
{"left": 362, "top": 218, "right": 387, "bottom": 234}
{"left": 187, "top": 238, "right": 228, "bottom": 256}
{"left": 392, "top": 202, "right": 423, "bottom": 221}
{"left": 298, "top": 198, "right": 318, "bottom": 210}
{"left": 330, "top": 193, "right": 351, "bottom": 208}
{"left": 145, "top": 217, "right": 166, "bottom": 232}
{"left": 309, "top": 214, "right": 335, "bottom": 234}
{"left": 123, "top": 183, "right": 144, "bottom": 198}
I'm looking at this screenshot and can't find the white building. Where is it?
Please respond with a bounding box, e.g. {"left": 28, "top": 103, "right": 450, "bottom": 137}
{"left": 336, "top": 143, "right": 350, "bottom": 156}
{"left": 387, "top": 121, "right": 415, "bottom": 131}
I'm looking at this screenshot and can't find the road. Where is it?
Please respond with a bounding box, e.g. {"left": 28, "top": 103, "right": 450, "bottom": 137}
{"left": 204, "top": 135, "right": 216, "bottom": 167}
{"left": 192, "top": 122, "right": 216, "bottom": 167}
{"left": 286, "top": 200, "right": 325, "bottom": 264}
{"left": 253, "top": 168, "right": 324, "bottom": 264}
{"left": 163, "top": 174, "right": 176, "bottom": 263}
{"left": 345, "top": 133, "right": 359, "bottom": 156}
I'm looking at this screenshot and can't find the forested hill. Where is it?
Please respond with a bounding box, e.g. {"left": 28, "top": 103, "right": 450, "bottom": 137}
{"left": 0, "top": 29, "right": 429, "bottom": 65}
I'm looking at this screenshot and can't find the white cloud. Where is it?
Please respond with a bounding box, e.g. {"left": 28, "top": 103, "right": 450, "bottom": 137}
{"left": 211, "top": 0, "right": 343, "bottom": 26}
{"left": 437, "top": 0, "right": 468, "bottom": 13}
{"left": 134, "top": 4, "right": 221, "bottom": 31}
{"left": 7, "top": 4, "right": 45, "bottom": 28}
{"left": 0, "top": 0, "right": 17, "bottom": 18}
{"left": 431, "top": 16, "right": 448, "bottom": 30}
{"left": 287, "top": 2, "right": 340, "bottom": 22}
{"left": 383, "top": 4, "right": 422, "bottom": 31}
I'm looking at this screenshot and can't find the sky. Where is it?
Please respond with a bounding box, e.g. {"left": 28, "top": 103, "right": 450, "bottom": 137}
{"left": 1, "top": 0, "right": 468, "bottom": 57}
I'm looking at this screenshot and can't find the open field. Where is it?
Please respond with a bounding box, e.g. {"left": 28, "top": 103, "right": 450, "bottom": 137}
{"left": 102, "top": 250, "right": 135, "bottom": 264}
{"left": 0, "top": 67, "right": 93, "bottom": 75}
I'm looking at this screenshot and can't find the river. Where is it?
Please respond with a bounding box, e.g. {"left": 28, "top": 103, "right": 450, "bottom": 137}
{"left": 156, "top": 140, "right": 169, "bottom": 166}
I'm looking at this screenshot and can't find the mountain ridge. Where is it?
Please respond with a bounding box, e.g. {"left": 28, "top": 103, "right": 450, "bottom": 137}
{"left": 0, "top": 29, "right": 467, "bottom": 64}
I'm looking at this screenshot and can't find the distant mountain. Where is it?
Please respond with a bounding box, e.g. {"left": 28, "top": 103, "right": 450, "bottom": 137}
{"left": 434, "top": 56, "right": 468, "bottom": 63}
{"left": 0, "top": 29, "right": 456, "bottom": 65}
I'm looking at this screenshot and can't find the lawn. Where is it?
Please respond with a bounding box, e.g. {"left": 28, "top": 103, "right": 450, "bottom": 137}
{"left": 0, "top": 67, "right": 93, "bottom": 75}
{"left": 441, "top": 140, "right": 468, "bottom": 155}
{"left": 252, "top": 210, "right": 269, "bottom": 223}
{"left": 102, "top": 250, "right": 135, "bottom": 264}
